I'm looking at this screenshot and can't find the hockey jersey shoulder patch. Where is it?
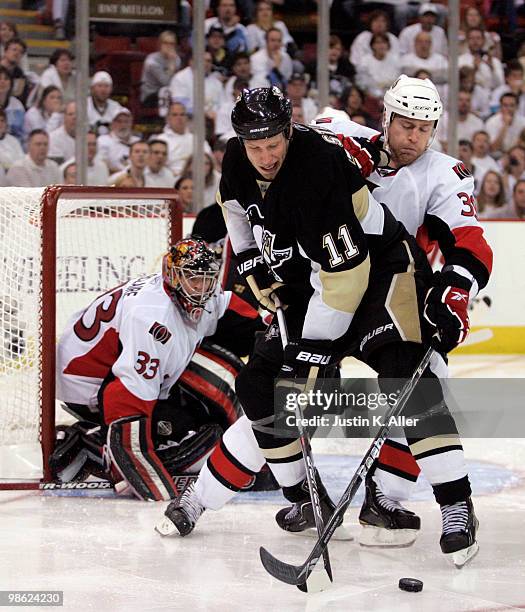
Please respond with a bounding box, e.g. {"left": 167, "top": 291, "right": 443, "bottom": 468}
{"left": 452, "top": 162, "right": 472, "bottom": 180}
{"left": 149, "top": 322, "right": 172, "bottom": 344}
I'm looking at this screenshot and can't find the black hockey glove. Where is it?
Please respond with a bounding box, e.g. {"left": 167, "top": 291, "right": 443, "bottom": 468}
{"left": 424, "top": 271, "right": 471, "bottom": 353}
{"left": 275, "top": 339, "right": 334, "bottom": 426}
{"left": 49, "top": 421, "right": 107, "bottom": 482}
{"left": 338, "top": 134, "right": 390, "bottom": 178}
{"left": 280, "top": 339, "right": 334, "bottom": 382}
{"left": 236, "top": 247, "right": 287, "bottom": 313}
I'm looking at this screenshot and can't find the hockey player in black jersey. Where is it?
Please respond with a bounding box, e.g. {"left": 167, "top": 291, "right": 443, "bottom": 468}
{"left": 159, "top": 87, "right": 478, "bottom": 567}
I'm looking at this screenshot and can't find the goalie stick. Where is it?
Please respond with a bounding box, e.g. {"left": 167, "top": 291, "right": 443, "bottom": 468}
{"left": 274, "top": 299, "right": 333, "bottom": 593}
{"left": 40, "top": 474, "right": 198, "bottom": 494}
{"left": 260, "top": 346, "right": 434, "bottom": 588}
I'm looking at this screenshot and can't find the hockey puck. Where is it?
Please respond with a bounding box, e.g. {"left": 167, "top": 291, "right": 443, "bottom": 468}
{"left": 398, "top": 578, "right": 423, "bottom": 592}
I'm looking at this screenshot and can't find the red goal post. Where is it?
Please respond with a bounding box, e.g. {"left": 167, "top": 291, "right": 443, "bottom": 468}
{"left": 0, "top": 186, "right": 182, "bottom": 490}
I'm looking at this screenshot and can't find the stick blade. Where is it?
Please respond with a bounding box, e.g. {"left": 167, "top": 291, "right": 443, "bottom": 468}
{"left": 259, "top": 546, "right": 304, "bottom": 585}
{"left": 260, "top": 547, "right": 333, "bottom": 593}
{"left": 297, "top": 568, "right": 333, "bottom": 593}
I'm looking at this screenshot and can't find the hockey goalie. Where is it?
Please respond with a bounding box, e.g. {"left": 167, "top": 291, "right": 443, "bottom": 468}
{"left": 51, "top": 237, "right": 275, "bottom": 500}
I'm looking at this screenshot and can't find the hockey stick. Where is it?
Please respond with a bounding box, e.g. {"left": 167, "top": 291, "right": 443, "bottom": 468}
{"left": 274, "top": 298, "right": 333, "bottom": 593}
{"left": 260, "top": 346, "right": 434, "bottom": 587}
{"left": 40, "top": 474, "right": 197, "bottom": 494}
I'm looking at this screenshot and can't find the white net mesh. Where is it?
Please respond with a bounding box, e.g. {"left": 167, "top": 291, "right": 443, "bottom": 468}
{"left": 0, "top": 187, "right": 177, "bottom": 483}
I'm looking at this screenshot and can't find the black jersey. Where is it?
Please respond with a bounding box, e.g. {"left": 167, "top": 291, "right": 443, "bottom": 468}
{"left": 191, "top": 203, "right": 265, "bottom": 357}
{"left": 218, "top": 125, "right": 405, "bottom": 341}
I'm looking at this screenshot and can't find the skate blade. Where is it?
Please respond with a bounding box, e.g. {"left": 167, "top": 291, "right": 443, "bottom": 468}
{"left": 447, "top": 542, "right": 479, "bottom": 568}
{"left": 359, "top": 525, "right": 419, "bottom": 548}
{"left": 288, "top": 524, "right": 353, "bottom": 541}
{"left": 154, "top": 516, "right": 178, "bottom": 537}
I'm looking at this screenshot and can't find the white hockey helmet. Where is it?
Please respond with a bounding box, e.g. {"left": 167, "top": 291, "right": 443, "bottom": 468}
{"left": 383, "top": 75, "right": 443, "bottom": 148}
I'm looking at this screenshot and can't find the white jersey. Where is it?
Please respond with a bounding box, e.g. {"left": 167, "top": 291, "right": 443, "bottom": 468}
{"left": 57, "top": 273, "right": 231, "bottom": 421}
{"left": 313, "top": 113, "right": 493, "bottom": 293}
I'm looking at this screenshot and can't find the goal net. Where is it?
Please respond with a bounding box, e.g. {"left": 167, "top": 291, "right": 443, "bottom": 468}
{"left": 0, "top": 186, "right": 182, "bottom": 488}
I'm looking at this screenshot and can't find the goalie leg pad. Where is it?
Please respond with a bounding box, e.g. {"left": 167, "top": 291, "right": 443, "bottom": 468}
{"left": 179, "top": 341, "right": 244, "bottom": 431}
{"left": 107, "top": 416, "right": 179, "bottom": 501}
{"left": 156, "top": 424, "right": 223, "bottom": 476}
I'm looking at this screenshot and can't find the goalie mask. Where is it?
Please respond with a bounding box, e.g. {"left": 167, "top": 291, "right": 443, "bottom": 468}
{"left": 163, "top": 238, "right": 221, "bottom": 322}
{"left": 383, "top": 75, "right": 443, "bottom": 150}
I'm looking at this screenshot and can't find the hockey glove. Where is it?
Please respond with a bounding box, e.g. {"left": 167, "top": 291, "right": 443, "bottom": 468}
{"left": 275, "top": 339, "right": 334, "bottom": 430}
{"left": 424, "top": 271, "right": 471, "bottom": 353}
{"left": 236, "top": 247, "right": 284, "bottom": 313}
{"left": 49, "top": 422, "right": 107, "bottom": 482}
{"left": 337, "top": 134, "right": 390, "bottom": 178}
{"left": 279, "top": 339, "right": 333, "bottom": 384}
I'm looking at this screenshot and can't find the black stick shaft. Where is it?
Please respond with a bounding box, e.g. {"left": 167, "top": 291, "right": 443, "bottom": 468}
{"left": 274, "top": 300, "right": 333, "bottom": 583}
{"left": 260, "top": 346, "right": 434, "bottom": 586}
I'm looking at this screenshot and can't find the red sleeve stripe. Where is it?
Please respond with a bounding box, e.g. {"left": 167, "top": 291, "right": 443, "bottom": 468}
{"left": 228, "top": 292, "right": 259, "bottom": 319}
{"left": 208, "top": 440, "right": 255, "bottom": 490}
{"left": 102, "top": 378, "right": 157, "bottom": 424}
{"left": 451, "top": 226, "right": 493, "bottom": 274}
{"left": 377, "top": 441, "right": 421, "bottom": 479}
{"left": 180, "top": 369, "right": 239, "bottom": 425}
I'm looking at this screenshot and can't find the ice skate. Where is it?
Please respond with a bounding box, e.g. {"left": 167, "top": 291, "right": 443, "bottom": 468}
{"left": 155, "top": 483, "right": 205, "bottom": 537}
{"left": 276, "top": 481, "right": 352, "bottom": 541}
{"left": 440, "top": 497, "right": 479, "bottom": 568}
{"left": 359, "top": 472, "right": 421, "bottom": 547}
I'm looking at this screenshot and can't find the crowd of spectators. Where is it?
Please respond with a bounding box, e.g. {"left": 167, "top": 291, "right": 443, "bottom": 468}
{"left": 0, "top": 1, "right": 525, "bottom": 218}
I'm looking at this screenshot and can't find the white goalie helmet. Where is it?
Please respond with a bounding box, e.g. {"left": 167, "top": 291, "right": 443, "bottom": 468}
{"left": 383, "top": 75, "right": 443, "bottom": 149}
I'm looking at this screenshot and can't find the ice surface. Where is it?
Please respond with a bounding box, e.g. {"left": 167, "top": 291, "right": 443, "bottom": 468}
{"left": 1, "top": 355, "right": 524, "bottom": 611}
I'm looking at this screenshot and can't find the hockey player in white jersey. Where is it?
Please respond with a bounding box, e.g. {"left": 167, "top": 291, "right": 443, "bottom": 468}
{"left": 55, "top": 237, "right": 259, "bottom": 501}
{"left": 312, "top": 76, "right": 492, "bottom": 567}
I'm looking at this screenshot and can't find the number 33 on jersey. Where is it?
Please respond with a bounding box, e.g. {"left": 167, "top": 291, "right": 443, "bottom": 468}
{"left": 56, "top": 274, "right": 230, "bottom": 424}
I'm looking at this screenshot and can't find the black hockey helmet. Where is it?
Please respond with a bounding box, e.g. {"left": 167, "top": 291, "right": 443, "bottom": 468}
{"left": 231, "top": 86, "right": 292, "bottom": 140}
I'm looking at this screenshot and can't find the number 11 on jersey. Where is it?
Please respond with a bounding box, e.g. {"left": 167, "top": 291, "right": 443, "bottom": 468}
{"left": 323, "top": 224, "right": 359, "bottom": 268}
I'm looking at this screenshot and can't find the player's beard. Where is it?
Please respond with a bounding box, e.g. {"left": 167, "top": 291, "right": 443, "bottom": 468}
{"left": 390, "top": 146, "right": 423, "bottom": 168}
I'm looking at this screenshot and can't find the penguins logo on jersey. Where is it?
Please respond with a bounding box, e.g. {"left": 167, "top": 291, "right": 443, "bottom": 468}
{"left": 246, "top": 203, "right": 265, "bottom": 225}
{"left": 310, "top": 124, "right": 343, "bottom": 148}
{"left": 246, "top": 203, "right": 265, "bottom": 249}
{"left": 245, "top": 204, "right": 292, "bottom": 281}
{"left": 310, "top": 125, "right": 359, "bottom": 168}
{"left": 264, "top": 322, "right": 280, "bottom": 341}
{"left": 321, "top": 132, "right": 343, "bottom": 148}
{"left": 261, "top": 230, "right": 292, "bottom": 283}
